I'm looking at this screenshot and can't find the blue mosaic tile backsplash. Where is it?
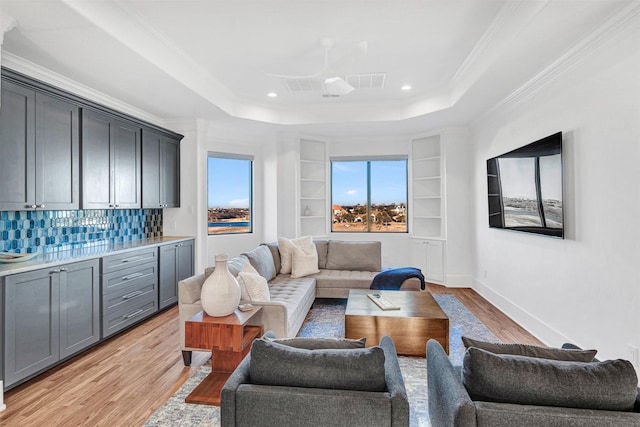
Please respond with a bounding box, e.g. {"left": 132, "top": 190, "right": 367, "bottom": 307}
{"left": 0, "top": 209, "right": 163, "bottom": 253}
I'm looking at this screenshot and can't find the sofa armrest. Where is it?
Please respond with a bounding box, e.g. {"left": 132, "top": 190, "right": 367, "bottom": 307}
{"left": 427, "top": 339, "right": 476, "bottom": 427}
{"left": 221, "top": 354, "right": 252, "bottom": 427}
{"left": 179, "top": 273, "right": 206, "bottom": 304}
{"left": 379, "top": 336, "right": 410, "bottom": 427}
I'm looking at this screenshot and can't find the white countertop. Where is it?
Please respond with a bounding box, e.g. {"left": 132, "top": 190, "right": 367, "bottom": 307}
{"left": 0, "top": 236, "right": 194, "bottom": 277}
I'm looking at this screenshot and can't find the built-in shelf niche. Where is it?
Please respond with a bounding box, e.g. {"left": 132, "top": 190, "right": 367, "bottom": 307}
{"left": 411, "top": 134, "right": 443, "bottom": 239}
{"left": 298, "top": 138, "right": 327, "bottom": 237}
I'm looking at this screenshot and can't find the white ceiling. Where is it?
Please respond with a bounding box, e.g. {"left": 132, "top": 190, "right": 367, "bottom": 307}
{"left": 0, "top": 0, "right": 635, "bottom": 136}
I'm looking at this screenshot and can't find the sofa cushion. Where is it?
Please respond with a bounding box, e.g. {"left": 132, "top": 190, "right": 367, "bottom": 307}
{"left": 309, "top": 269, "right": 377, "bottom": 289}
{"left": 242, "top": 245, "right": 277, "bottom": 281}
{"left": 314, "top": 240, "right": 329, "bottom": 269}
{"left": 236, "top": 262, "right": 260, "bottom": 300}
{"left": 250, "top": 338, "right": 387, "bottom": 392}
{"left": 261, "top": 242, "right": 281, "bottom": 274}
{"left": 462, "top": 347, "right": 638, "bottom": 411}
{"left": 238, "top": 272, "right": 270, "bottom": 301}
{"left": 291, "top": 243, "right": 320, "bottom": 278}
{"left": 462, "top": 336, "right": 597, "bottom": 362}
{"left": 325, "top": 241, "right": 381, "bottom": 271}
{"left": 268, "top": 336, "right": 366, "bottom": 350}
{"left": 278, "top": 236, "right": 314, "bottom": 274}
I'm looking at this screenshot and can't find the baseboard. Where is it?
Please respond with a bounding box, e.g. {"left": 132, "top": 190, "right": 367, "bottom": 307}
{"left": 444, "top": 274, "right": 472, "bottom": 288}
{"left": 471, "top": 277, "right": 574, "bottom": 346}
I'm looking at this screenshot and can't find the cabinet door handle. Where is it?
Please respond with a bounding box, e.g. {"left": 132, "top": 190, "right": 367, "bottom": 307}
{"left": 122, "top": 272, "right": 144, "bottom": 281}
{"left": 37, "top": 204, "right": 45, "bottom": 209}
{"left": 123, "top": 309, "right": 144, "bottom": 319}
{"left": 121, "top": 256, "right": 143, "bottom": 263}
{"left": 108, "top": 203, "right": 114, "bottom": 208}
{"left": 26, "top": 204, "right": 37, "bottom": 209}
{"left": 59, "top": 267, "right": 67, "bottom": 272}
{"left": 50, "top": 268, "right": 61, "bottom": 274}
{"left": 122, "top": 290, "right": 144, "bottom": 300}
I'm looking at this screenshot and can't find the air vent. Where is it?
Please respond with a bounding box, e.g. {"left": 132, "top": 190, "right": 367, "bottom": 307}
{"left": 283, "top": 78, "right": 324, "bottom": 92}
{"left": 345, "top": 73, "right": 386, "bottom": 89}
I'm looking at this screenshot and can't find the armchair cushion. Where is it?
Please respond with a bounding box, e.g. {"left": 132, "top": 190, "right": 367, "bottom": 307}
{"left": 249, "top": 338, "right": 387, "bottom": 392}
{"left": 267, "top": 335, "right": 366, "bottom": 350}
{"left": 462, "top": 347, "right": 638, "bottom": 412}
{"left": 462, "top": 336, "right": 597, "bottom": 362}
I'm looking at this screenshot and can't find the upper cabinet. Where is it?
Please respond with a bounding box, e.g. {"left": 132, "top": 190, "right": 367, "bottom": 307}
{"left": 81, "top": 109, "right": 141, "bottom": 209}
{"left": 142, "top": 128, "right": 181, "bottom": 209}
{"left": 411, "top": 135, "right": 443, "bottom": 239}
{"left": 1, "top": 68, "right": 182, "bottom": 212}
{"left": 0, "top": 80, "right": 79, "bottom": 211}
{"left": 298, "top": 138, "right": 328, "bottom": 237}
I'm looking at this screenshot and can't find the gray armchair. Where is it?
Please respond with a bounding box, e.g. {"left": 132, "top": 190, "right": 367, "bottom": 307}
{"left": 221, "top": 335, "right": 409, "bottom": 427}
{"left": 426, "top": 339, "right": 640, "bottom": 427}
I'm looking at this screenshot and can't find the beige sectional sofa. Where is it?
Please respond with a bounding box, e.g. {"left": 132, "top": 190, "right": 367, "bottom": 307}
{"left": 178, "top": 240, "right": 422, "bottom": 365}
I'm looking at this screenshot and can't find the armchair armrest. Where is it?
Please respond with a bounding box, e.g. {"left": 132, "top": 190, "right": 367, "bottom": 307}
{"left": 427, "top": 339, "right": 476, "bottom": 427}
{"left": 221, "top": 355, "right": 252, "bottom": 427}
{"left": 379, "top": 336, "right": 410, "bottom": 427}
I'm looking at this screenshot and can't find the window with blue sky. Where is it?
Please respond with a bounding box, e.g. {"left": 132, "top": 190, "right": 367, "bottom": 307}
{"left": 331, "top": 159, "right": 407, "bottom": 232}
{"left": 207, "top": 155, "right": 253, "bottom": 234}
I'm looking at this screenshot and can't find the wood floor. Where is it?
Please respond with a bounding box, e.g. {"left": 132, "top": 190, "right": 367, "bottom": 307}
{"left": 0, "top": 285, "right": 542, "bottom": 426}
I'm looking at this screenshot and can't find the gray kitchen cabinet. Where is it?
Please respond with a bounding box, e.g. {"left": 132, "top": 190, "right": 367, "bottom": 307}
{"left": 158, "top": 239, "right": 194, "bottom": 309}
{"left": 142, "top": 128, "right": 181, "bottom": 208}
{"left": 3, "top": 259, "right": 99, "bottom": 388}
{"left": 82, "top": 109, "right": 141, "bottom": 209}
{"left": 101, "top": 248, "right": 158, "bottom": 338}
{"left": 0, "top": 81, "right": 79, "bottom": 211}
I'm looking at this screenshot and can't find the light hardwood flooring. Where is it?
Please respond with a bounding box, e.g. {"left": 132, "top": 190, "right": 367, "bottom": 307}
{"left": 0, "top": 285, "right": 542, "bottom": 426}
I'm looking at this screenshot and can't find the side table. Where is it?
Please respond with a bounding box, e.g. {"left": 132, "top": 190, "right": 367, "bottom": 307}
{"left": 184, "top": 307, "right": 263, "bottom": 405}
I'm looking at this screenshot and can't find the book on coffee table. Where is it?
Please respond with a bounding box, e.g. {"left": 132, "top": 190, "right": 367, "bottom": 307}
{"left": 367, "top": 293, "right": 401, "bottom": 310}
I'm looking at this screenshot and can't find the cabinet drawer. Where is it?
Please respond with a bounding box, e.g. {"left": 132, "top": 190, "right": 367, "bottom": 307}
{"left": 101, "top": 261, "right": 157, "bottom": 296}
{"left": 102, "top": 280, "right": 157, "bottom": 315}
{"left": 101, "top": 248, "right": 157, "bottom": 274}
{"left": 102, "top": 294, "right": 158, "bottom": 338}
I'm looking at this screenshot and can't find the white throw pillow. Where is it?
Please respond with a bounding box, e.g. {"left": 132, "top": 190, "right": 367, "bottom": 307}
{"left": 278, "top": 235, "right": 314, "bottom": 274}
{"left": 236, "top": 262, "right": 259, "bottom": 301}
{"left": 237, "top": 272, "right": 270, "bottom": 301}
{"left": 291, "top": 244, "right": 320, "bottom": 278}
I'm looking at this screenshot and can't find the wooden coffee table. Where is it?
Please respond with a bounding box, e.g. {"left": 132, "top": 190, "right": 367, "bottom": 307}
{"left": 345, "top": 290, "right": 449, "bottom": 357}
{"left": 183, "top": 307, "right": 262, "bottom": 405}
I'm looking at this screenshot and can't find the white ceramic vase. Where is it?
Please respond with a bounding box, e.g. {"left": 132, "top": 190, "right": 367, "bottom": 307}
{"left": 201, "top": 254, "right": 241, "bottom": 317}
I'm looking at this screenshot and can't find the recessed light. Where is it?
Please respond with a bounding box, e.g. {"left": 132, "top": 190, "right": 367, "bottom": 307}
{"left": 401, "top": 85, "right": 412, "bottom": 91}
{"left": 267, "top": 92, "right": 278, "bottom": 98}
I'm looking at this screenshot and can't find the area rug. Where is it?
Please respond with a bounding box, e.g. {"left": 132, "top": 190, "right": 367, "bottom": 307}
{"left": 145, "top": 295, "right": 498, "bottom": 427}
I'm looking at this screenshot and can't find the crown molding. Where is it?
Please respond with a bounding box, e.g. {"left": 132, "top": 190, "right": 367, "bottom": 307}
{"left": 450, "top": 0, "right": 550, "bottom": 100}
{"left": 1, "top": 51, "right": 167, "bottom": 126}
{"left": 474, "top": 1, "right": 640, "bottom": 126}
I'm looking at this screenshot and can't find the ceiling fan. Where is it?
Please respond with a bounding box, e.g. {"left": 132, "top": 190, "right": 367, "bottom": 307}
{"left": 266, "top": 37, "right": 368, "bottom": 96}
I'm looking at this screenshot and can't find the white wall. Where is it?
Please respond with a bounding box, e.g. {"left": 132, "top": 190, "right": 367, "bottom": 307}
{"left": 470, "top": 27, "right": 640, "bottom": 361}
{"left": 165, "top": 119, "right": 280, "bottom": 272}
{"left": 442, "top": 127, "right": 473, "bottom": 286}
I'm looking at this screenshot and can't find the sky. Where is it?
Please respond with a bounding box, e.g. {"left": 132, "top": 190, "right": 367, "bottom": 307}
{"left": 207, "top": 157, "right": 251, "bottom": 208}
{"left": 331, "top": 160, "right": 407, "bottom": 206}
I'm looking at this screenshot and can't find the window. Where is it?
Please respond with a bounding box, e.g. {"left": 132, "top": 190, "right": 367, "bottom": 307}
{"left": 207, "top": 154, "right": 253, "bottom": 235}
{"left": 331, "top": 159, "right": 407, "bottom": 233}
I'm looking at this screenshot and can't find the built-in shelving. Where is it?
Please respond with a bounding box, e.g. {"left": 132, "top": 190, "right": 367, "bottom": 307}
{"left": 298, "top": 138, "right": 328, "bottom": 236}
{"left": 411, "top": 135, "right": 443, "bottom": 239}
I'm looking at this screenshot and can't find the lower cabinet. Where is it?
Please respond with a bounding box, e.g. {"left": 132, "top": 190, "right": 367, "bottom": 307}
{"left": 101, "top": 248, "right": 159, "bottom": 338}
{"left": 3, "top": 259, "right": 100, "bottom": 388}
{"left": 411, "top": 239, "right": 445, "bottom": 283}
{"left": 159, "top": 239, "right": 194, "bottom": 309}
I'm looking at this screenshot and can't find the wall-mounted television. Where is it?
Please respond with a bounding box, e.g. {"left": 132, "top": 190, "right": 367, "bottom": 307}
{"left": 487, "top": 132, "right": 564, "bottom": 238}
